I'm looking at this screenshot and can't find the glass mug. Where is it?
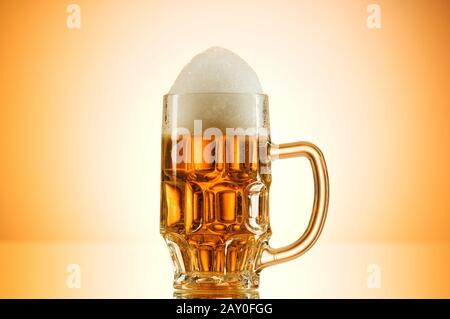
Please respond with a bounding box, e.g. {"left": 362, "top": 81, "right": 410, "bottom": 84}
{"left": 160, "top": 93, "right": 329, "bottom": 295}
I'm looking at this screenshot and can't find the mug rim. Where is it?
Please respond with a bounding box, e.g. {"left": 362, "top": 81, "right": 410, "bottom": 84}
{"left": 164, "top": 92, "right": 268, "bottom": 98}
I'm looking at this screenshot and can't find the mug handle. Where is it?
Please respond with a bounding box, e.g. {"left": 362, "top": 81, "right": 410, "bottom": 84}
{"left": 257, "top": 141, "right": 329, "bottom": 271}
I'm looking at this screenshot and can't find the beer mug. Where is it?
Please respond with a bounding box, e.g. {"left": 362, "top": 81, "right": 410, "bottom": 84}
{"left": 160, "top": 93, "right": 329, "bottom": 294}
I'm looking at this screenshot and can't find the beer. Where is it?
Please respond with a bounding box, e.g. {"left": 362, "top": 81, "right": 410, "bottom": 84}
{"left": 160, "top": 47, "right": 329, "bottom": 294}
{"left": 160, "top": 134, "right": 271, "bottom": 290}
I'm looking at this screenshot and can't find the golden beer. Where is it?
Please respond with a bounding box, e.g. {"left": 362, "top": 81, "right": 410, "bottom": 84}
{"left": 160, "top": 93, "right": 329, "bottom": 293}
{"left": 161, "top": 134, "right": 271, "bottom": 290}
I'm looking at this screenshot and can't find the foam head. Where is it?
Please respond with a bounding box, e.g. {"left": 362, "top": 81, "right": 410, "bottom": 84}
{"left": 165, "top": 47, "right": 266, "bottom": 132}
{"left": 169, "top": 47, "right": 263, "bottom": 94}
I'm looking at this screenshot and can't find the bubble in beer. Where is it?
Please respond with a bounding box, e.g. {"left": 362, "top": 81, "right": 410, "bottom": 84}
{"left": 169, "top": 47, "right": 263, "bottom": 94}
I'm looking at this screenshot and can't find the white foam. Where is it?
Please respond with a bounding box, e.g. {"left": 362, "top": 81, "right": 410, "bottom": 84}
{"left": 169, "top": 47, "right": 262, "bottom": 94}
{"left": 166, "top": 47, "right": 266, "bottom": 131}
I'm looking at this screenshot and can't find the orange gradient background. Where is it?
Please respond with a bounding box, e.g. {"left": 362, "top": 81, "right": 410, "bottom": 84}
{"left": 0, "top": 0, "right": 449, "bottom": 298}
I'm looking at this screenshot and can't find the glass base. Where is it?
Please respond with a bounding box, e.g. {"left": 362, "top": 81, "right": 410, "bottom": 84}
{"left": 173, "top": 272, "right": 260, "bottom": 291}
{"left": 174, "top": 289, "right": 259, "bottom": 299}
